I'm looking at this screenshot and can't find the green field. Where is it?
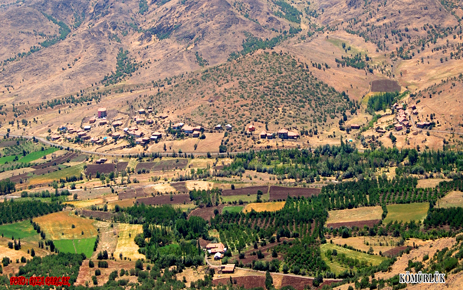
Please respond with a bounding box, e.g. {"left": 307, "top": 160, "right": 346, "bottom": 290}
{"left": 383, "top": 203, "right": 429, "bottom": 224}
{"left": 18, "top": 147, "right": 59, "bottom": 163}
{"left": 320, "top": 243, "right": 387, "bottom": 274}
{"left": 0, "top": 147, "right": 58, "bottom": 164}
{"left": 0, "top": 155, "right": 17, "bottom": 164}
{"left": 222, "top": 193, "right": 270, "bottom": 203}
{"left": 223, "top": 206, "right": 244, "bottom": 213}
{"left": 0, "top": 220, "right": 38, "bottom": 239}
{"left": 54, "top": 237, "right": 96, "bottom": 258}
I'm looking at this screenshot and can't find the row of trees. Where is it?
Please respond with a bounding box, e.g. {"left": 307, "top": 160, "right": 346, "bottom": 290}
{"left": 0, "top": 200, "right": 64, "bottom": 225}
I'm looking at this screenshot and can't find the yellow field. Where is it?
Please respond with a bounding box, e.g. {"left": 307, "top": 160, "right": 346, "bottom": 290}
{"left": 34, "top": 211, "right": 98, "bottom": 240}
{"left": 327, "top": 206, "right": 383, "bottom": 224}
{"left": 243, "top": 201, "right": 285, "bottom": 213}
{"left": 437, "top": 191, "right": 463, "bottom": 208}
{"left": 114, "top": 224, "right": 145, "bottom": 260}
{"left": 107, "top": 198, "right": 137, "bottom": 210}
{"left": 64, "top": 198, "right": 104, "bottom": 208}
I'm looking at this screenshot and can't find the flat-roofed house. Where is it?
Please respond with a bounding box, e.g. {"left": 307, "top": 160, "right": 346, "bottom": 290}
{"left": 182, "top": 125, "right": 194, "bottom": 134}
{"left": 288, "top": 131, "right": 299, "bottom": 139}
{"left": 98, "top": 108, "right": 107, "bottom": 118}
{"left": 278, "top": 129, "right": 288, "bottom": 139}
{"left": 394, "top": 124, "right": 403, "bottom": 131}
{"left": 260, "top": 131, "right": 267, "bottom": 139}
{"left": 206, "top": 243, "right": 225, "bottom": 254}
{"left": 220, "top": 264, "right": 235, "bottom": 274}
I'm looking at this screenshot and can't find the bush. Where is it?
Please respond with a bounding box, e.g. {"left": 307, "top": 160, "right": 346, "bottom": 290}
{"left": 89, "top": 260, "right": 94, "bottom": 268}
{"left": 95, "top": 269, "right": 101, "bottom": 276}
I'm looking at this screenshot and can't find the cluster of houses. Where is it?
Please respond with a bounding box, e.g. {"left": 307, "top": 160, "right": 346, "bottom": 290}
{"left": 172, "top": 123, "right": 204, "bottom": 137}
{"left": 247, "top": 125, "right": 299, "bottom": 139}
{"left": 205, "top": 242, "right": 235, "bottom": 273}
{"left": 392, "top": 103, "right": 412, "bottom": 131}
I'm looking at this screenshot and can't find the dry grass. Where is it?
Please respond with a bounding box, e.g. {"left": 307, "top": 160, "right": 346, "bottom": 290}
{"left": 107, "top": 198, "right": 137, "bottom": 210}
{"left": 330, "top": 236, "right": 402, "bottom": 255}
{"left": 34, "top": 211, "right": 98, "bottom": 240}
{"left": 180, "top": 266, "right": 208, "bottom": 287}
{"left": 327, "top": 206, "right": 383, "bottom": 224}
{"left": 114, "top": 224, "right": 145, "bottom": 260}
{"left": 417, "top": 178, "right": 451, "bottom": 188}
{"left": 437, "top": 191, "right": 463, "bottom": 209}
{"left": 150, "top": 183, "right": 177, "bottom": 193}
{"left": 375, "top": 237, "right": 457, "bottom": 281}
{"left": 185, "top": 180, "right": 215, "bottom": 191}
{"left": 188, "top": 158, "right": 214, "bottom": 169}
{"left": 243, "top": 201, "right": 285, "bottom": 213}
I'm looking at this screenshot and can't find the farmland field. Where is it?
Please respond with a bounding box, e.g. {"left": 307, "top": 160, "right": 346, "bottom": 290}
{"left": 54, "top": 237, "right": 96, "bottom": 258}
{"left": 189, "top": 205, "right": 225, "bottom": 221}
{"left": 222, "top": 206, "right": 243, "bottom": 213}
{"left": 320, "top": 243, "right": 387, "bottom": 274}
{"left": 34, "top": 211, "right": 98, "bottom": 240}
{"left": 222, "top": 185, "right": 268, "bottom": 196}
{"left": 330, "top": 236, "right": 402, "bottom": 255}
{"left": 327, "top": 206, "right": 383, "bottom": 224}
{"left": 269, "top": 186, "right": 320, "bottom": 200}
{"left": 85, "top": 163, "right": 115, "bottom": 175}
{"left": 114, "top": 224, "right": 144, "bottom": 260}
{"left": 383, "top": 203, "right": 429, "bottom": 224}
{"left": 136, "top": 194, "right": 191, "bottom": 205}
{"left": 29, "top": 163, "right": 85, "bottom": 185}
{"left": 0, "top": 220, "right": 37, "bottom": 239}
{"left": 243, "top": 201, "right": 285, "bottom": 213}
{"left": 437, "top": 191, "right": 463, "bottom": 208}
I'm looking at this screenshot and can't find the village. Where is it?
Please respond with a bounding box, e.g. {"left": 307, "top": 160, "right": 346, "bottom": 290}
{"left": 49, "top": 107, "right": 304, "bottom": 153}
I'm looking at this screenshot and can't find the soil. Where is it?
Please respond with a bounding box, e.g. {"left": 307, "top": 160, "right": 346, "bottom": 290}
{"left": 222, "top": 186, "right": 269, "bottom": 196}
{"left": 371, "top": 79, "right": 401, "bottom": 92}
{"left": 269, "top": 186, "right": 321, "bottom": 201}
{"left": 213, "top": 276, "right": 265, "bottom": 289}
{"left": 85, "top": 164, "right": 116, "bottom": 175}
{"left": 171, "top": 182, "right": 189, "bottom": 193}
{"left": 135, "top": 162, "right": 156, "bottom": 171}
{"left": 118, "top": 187, "right": 147, "bottom": 200}
{"left": 326, "top": 219, "right": 381, "bottom": 229}
{"left": 136, "top": 194, "right": 191, "bottom": 205}
{"left": 151, "top": 159, "right": 189, "bottom": 171}
{"left": 188, "top": 204, "right": 225, "bottom": 221}
{"left": 80, "top": 210, "right": 114, "bottom": 220}
{"left": 382, "top": 246, "right": 411, "bottom": 258}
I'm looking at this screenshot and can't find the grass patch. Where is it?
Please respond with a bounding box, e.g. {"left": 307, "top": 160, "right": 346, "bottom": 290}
{"left": 383, "top": 203, "right": 429, "bottom": 224}
{"left": 0, "top": 220, "right": 38, "bottom": 239}
{"left": 320, "top": 243, "right": 387, "bottom": 274}
{"left": 223, "top": 206, "right": 244, "bottom": 213}
{"left": 0, "top": 155, "right": 17, "bottom": 164}
{"left": 54, "top": 237, "right": 96, "bottom": 258}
